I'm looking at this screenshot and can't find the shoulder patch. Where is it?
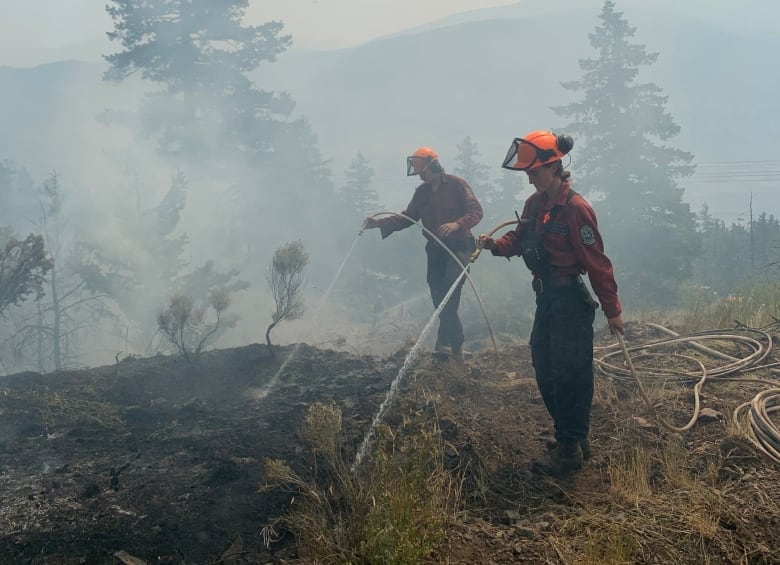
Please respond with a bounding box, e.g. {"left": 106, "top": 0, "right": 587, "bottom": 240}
{"left": 580, "top": 224, "right": 596, "bottom": 246}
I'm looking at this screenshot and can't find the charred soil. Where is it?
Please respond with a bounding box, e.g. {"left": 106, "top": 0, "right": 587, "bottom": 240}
{"left": 1, "top": 324, "right": 779, "bottom": 564}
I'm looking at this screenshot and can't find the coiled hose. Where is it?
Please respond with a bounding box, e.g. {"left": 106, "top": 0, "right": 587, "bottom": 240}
{"left": 595, "top": 323, "right": 780, "bottom": 463}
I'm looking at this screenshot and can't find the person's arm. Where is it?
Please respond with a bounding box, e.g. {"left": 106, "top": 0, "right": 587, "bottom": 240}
{"left": 567, "top": 197, "right": 622, "bottom": 321}
{"left": 480, "top": 198, "right": 532, "bottom": 257}
{"left": 439, "top": 178, "right": 484, "bottom": 238}
{"left": 375, "top": 192, "right": 421, "bottom": 239}
{"left": 488, "top": 226, "right": 522, "bottom": 257}
{"left": 455, "top": 180, "right": 483, "bottom": 231}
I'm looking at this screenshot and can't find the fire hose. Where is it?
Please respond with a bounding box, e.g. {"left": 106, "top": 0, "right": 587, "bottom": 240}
{"left": 595, "top": 323, "right": 780, "bottom": 463}
{"left": 361, "top": 212, "right": 524, "bottom": 361}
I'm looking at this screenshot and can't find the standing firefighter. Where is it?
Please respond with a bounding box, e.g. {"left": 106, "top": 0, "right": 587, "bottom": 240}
{"left": 477, "top": 130, "right": 624, "bottom": 475}
{"left": 363, "top": 147, "right": 484, "bottom": 363}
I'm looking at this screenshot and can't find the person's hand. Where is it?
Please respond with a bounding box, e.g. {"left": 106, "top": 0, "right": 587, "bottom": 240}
{"left": 607, "top": 314, "right": 624, "bottom": 335}
{"left": 363, "top": 217, "right": 379, "bottom": 230}
{"left": 476, "top": 234, "right": 496, "bottom": 250}
{"left": 437, "top": 222, "right": 461, "bottom": 238}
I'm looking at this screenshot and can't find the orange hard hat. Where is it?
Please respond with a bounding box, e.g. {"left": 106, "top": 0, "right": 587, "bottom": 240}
{"left": 407, "top": 146, "right": 439, "bottom": 176}
{"left": 502, "top": 130, "right": 573, "bottom": 171}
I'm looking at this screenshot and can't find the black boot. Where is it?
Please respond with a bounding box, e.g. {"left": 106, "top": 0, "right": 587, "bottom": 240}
{"left": 433, "top": 342, "right": 451, "bottom": 362}
{"left": 546, "top": 438, "right": 592, "bottom": 461}
{"left": 450, "top": 345, "right": 464, "bottom": 366}
{"left": 533, "top": 440, "right": 583, "bottom": 475}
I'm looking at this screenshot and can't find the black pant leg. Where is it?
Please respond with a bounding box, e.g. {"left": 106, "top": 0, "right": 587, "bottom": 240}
{"left": 531, "top": 287, "right": 596, "bottom": 441}
{"left": 426, "top": 240, "right": 472, "bottom": 349}
{"left": 530, "top": 294, "right": 558, "bottom": 427}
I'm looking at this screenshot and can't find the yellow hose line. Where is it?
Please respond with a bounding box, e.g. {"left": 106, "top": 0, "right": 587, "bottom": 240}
{"left": 469, "top": 219, "right": 528, "bottom": 263}
{"left": 616, "top": 333, "right": 707, "bottom": 433}
{"left": 600, "top": 324, "right": 780, "bottom": 463}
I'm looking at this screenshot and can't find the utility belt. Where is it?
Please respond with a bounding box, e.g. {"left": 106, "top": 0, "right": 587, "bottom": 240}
{"left": 532, "top": 274, "right": 599, "bottom": 309}
{"left": 531, "top": 274, "right": 576, "bottom": 293}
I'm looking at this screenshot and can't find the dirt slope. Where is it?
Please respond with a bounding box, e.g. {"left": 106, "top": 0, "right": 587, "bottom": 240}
{"left": 1, "top": 325, "right": 779, "bottom": 564}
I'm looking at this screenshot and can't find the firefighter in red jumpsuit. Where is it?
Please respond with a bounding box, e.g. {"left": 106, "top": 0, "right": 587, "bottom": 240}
{"left": 364, "top": 147, "right": 483, "bottom": 363}
{"left": 477, "top": 130, "right": 624, "bottom": 475}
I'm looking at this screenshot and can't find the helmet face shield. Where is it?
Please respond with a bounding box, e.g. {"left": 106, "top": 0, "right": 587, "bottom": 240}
{"left": 502, "top": 138, "right": 558, "bottom": 171}
{"left": 407, "top": 155, "right": 431, "bottom": 176}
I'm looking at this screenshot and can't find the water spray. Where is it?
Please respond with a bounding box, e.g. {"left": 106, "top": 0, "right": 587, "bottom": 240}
{"left": 363, "top": 211, "right": 500, "bottom": 359}
{"left": 352, "top": 266, "right": 469, "bottom": 473}
{"left": 350, "top": 214, "right": 532, "bottom": 473}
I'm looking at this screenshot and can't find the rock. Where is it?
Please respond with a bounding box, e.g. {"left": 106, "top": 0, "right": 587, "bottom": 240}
{"left": 698, "top": 408, "right": 723, "bottom": 422}
{"left": 632, "top": 416, "right": 655, "bottom": 428}
{"left": 514, "top": 526, "right": 537, "bottom": 539}
{"left": 113, "top": 551, "right": 147, "bottom": 565}
{"left": 504, "top": 509, "right": 521, "bottom": 521}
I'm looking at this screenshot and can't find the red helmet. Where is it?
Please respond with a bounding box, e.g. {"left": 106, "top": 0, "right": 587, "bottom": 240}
{"left": 502, "top": 130, "right": 573, "bottom": 171}
{"left": 407, "top": 146, "right": 440, "bottom": 176}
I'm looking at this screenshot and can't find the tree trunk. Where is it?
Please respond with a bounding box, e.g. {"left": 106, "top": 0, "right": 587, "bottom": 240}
{"left": 265, "top": 321, "right": 277, "bottom": 357}
{"left": 51, "top": 269, "right": 62, "bottom": 370}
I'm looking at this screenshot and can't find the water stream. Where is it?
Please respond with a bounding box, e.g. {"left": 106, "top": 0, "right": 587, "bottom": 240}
{"left": 351, "top": 266, "right": 469, "bottom": 472}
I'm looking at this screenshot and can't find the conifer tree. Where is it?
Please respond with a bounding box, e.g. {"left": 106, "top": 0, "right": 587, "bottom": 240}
{"left": 341, "top": 152, "right": 379, "bottom": 221}
{"left": 553, "top": 0, "right": 700, "bottom": 305}
{"left": 104, "top": 0, "right": 294, "bottom": 163}
{"left": 453, "top": 137, "right": 497, "bottom": 226}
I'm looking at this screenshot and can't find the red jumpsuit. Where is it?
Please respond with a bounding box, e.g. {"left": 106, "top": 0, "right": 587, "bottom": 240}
{"left": 377, "top": 174, "right": 483, "bottom": 352}
{"left": 491, "top": 182, "right": 621, "bottom": 442}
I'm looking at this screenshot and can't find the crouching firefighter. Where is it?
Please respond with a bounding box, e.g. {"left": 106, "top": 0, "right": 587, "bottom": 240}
{"left": 476, "top": 130, "right": 624, "bottom": 475}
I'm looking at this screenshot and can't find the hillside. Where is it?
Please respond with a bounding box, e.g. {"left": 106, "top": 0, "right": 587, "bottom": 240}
{"left": 1, "top": 322, "right": 779, "bottom": 563}
{"left": 257, "top": 12, "right": 780, "bottom": 219}
{"left": 383, "top": 0, "right": 780, "bottom": 40}
{"left": 1, "top": 6, "right": 779, "bottom": 222}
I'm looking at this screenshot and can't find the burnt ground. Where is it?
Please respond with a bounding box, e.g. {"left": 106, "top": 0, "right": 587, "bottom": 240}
{"left": 1, "top": 323, "right": 780, "bottom": 564}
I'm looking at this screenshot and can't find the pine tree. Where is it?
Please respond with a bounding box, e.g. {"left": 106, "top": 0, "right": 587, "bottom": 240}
{"left": 15, "top": 174, "right": 111, "bottom": 371}
{"left": 0, "top": 229, "right": 52, "bottom": 318}
{"left": 74, "top": 171, "right": 248, "bottom": 353}
{"left": 492, "top": 170, "right": 525, "bottom": 225}
{"left": 452, "top": 137, "right": 496, "bottom": 226}
{"left": 553, "top": 0, "right": 700, "bottom": 306}
{"left": 104, "top": 0, "right": 294, "bottom": 163}
{"left": 341, "top": 152, "right": 379, "bottom": 221}
{"left": 103, "top": 0, "right": 342, "bottom": 290}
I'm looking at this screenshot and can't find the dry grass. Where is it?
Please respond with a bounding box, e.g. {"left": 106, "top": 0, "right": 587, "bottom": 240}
{"left": 679, "top": 281, "right": 780, "bottom": 333}
{"left": 608, "top": 445, "right": 652, "bottom": 505}
{"left": 261, "top": 400, "right": 460, "bottom": 564}
{"left": 541, "top": 428, "right": 777, "bottom": 565}
{"left": 40, "top": 389, "right": 125, "bottom": 430}
{"left": 552, "top": 447, "right": 716, "bottom": 563}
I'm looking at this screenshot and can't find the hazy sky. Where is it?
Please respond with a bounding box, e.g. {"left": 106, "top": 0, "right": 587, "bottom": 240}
{"left": 0, "top": 0, "right": 518, "bottom": 66}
